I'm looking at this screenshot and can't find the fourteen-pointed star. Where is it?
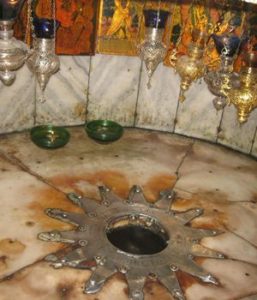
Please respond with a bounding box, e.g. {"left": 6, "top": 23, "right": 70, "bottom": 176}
{"left": 38, "top": 185, "right": 225, "bottom": 300}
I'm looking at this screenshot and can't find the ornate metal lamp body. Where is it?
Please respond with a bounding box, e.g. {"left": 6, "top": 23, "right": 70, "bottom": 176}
{"left": 26, "top": 18, "right": 60, "bottom": 100}
{"left": 138, "top": 9, "right": 169, "bottom": 88}
{"left": 176, "top": 30, "right": 206, "bottom": 102}
{"left": 226, "top": 54, "right": 257, "bottom": 123}
{"left": 0, "top": 0, "right": 28, "bottom": 85}
{"left": 204, "top": 34, "right": 241, "bottom": 110}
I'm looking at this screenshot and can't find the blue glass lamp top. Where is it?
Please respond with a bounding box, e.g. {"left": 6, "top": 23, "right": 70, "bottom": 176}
{"left": 33, "top": 17, "right": 59, "bottom": 39}
{"left": 212, "top": 34, "right": 242, "bottom": 57}
{"left": 143, "top": 9, "right": 169, "bottom": 29}
{"left": 0, "top": 0, "right": 25, "bottom": 21}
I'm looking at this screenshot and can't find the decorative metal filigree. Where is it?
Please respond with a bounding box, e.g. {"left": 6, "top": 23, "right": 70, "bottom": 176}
{"left": 27, "top": 38, "right": 59, "bottom": 101}
{"left": 38, "top": 185, "right": 225, "bottom": 300}
{"left": 176, "top": 30, "right": 206, "bottom": 102}
{"left": 139, "top": 28, "right": 167, "bottom": 89}
{"left": 0, "top": 20, "right": 28, "bottom": 85}
{"left": 0, "top": 0, "right": 28, "bottom": 85}
{"left": 204, "top": 33, "right": 242, "bottom": 111}
{"left": 138, "top": 9, "right": 169, "bottom": 89}
{"left": 227, "top": 64, "right": 257, "bottom": 123}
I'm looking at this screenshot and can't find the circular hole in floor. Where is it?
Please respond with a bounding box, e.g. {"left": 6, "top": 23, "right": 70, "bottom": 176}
{"left": 106, "top": 214, "right": 169, "bottom": 255}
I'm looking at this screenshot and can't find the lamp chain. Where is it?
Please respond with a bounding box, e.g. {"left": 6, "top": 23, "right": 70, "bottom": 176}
{"left": 25, "top": 0, "right": 32, "bottom": 46}
{"left": 53, "top": 0, "right": 56, "bottom": 52}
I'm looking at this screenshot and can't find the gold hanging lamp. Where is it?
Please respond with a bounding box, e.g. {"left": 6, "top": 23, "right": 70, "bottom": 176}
{"left": 226, "top": 52, "right": 257, "bottom": 123}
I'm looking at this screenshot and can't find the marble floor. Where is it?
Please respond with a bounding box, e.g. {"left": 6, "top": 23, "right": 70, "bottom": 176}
{"left": 0, "top": 127, "right": 256, "bottom": 300}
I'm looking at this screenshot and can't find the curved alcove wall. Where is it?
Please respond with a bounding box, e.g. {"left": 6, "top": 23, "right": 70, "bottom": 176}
{"left": 0, "top": 54, "right": 256, "bottom": 158}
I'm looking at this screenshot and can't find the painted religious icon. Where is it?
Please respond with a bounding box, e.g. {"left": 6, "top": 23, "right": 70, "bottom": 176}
{"left": 97, "top": 0, "right": 173, "bottom": 56}
{"left": 164, "top": 2, "right": 251, "bottom": 71}
{"left": 14, "top": 0, "right": 99, "bottom": 55}
{"left": 97, "top": 0, "right": 141, "bottom": 55}
{"left": 97, "top": 0, "right": 255, "bottom": 72}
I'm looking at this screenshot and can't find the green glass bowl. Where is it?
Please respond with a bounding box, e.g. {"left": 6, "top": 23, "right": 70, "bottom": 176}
{"left": 85, "top": 120, "right": 123, "bottom": 143}
{"left": 30, "top": 125, "right": 70, "bottom": 149}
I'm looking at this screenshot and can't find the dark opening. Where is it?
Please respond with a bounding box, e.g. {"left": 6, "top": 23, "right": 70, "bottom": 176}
{"left": 106, "top": 224, "right": 168, "bottom": 255}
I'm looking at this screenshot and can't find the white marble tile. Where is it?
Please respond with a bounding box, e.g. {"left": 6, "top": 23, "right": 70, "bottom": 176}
{"left": 185, "top": 259, "right": 257, "bottom": 300}
{"left": 0, "top": 128, "right": 192, "bottom": 202}
{"left": 173, "top": 190, "right": 257, "bottom": 248}
{"left": 175, "top": 140, "right": 257, "bottom": 202}
{"left": 217, "top": 105, "right": 257, "bottom": 155}
{"left": 174, "top": 80, "right": 223, "bottom": 141}
{"left": 202, "top": 232, "right": 257, "bottom": 265}
{"left": 0, "top": 262, "right": 127, "bottom": 300}
{"left": 135, "top": 65, "right": 179, "bottom": 132}
{"left": 0, "top": 127, "right": 256, "bottom": 300}
{"left": 0, "top": 155, "right": 73, "bottom": 279}
{"left": 0, "top": 65, "right": 35, "bottom": 133}
{"left": 35, "top": 56, "right": 90, "bottom": 126}
{"left": 87, "top": 54, "right": 141, "bottom": 126}
{"left": 226, "top": 202, "right": 257, "bottom": 248}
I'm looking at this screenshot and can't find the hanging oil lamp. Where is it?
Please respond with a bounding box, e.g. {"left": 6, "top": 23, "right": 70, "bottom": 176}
{"left": 26, "top": 16, "right": 60, "bottom": 102}
{"left": 138, "top": 9, "right": 169, "bottom": 88}
{"left": 226, "top": 52, "right": 257, "bottom": 123}
{"left": 0, "top": 0, "right": 28, "bottom": 85}
{"left": 176, "top": 29, "right": 206, "bottom": 102}
{"left": 204, "top": 33, "right": 242, "bottom": 110}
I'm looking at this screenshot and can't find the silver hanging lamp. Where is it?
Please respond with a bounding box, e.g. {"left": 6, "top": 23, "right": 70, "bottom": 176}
{"left": 138, "top": 6, "right": 170, "bottom": 88}
{"left": 0, "top": 0, "right": 28, "bottom": 85}
{"left": 26, "top": 1, "right": 60, "bottom": 102}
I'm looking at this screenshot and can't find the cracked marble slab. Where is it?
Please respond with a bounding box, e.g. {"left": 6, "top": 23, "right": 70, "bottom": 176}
{"left": 174, "top": 140, "right": 257, "bottom": 202}
{"left": 0, "top": 127, "right": 256, "bottom": 300}
{"left": 0, "top": 128, "right": 193, "bottom": 199}
{"left": 0, "top": 154, "right": 78, "bottom": 279}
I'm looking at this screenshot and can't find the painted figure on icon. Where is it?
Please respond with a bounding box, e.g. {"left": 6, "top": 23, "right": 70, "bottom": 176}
{"left": 106, "top": 0, "right": 132, "bottom": 39}
{"left": 31, "top": 0, "right": 97, "bottom": 54}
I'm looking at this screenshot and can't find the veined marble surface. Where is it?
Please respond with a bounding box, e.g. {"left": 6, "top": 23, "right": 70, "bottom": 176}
{"left": 0, "top": 128, "right": 192, "bottom": 198}
{"left": 87, "top": 55, "right": 141, "bottom": 126}
{"left": 0, "top": 127, "right": 256, "bottom": 300}
{"left": 218, "top": 105, "right": 257, "bottom": 154}
{"left": 35, "top": 56, "right": 90, "bottom": 126}
{"left": 0, "top": 65, "right": 34, "bottom": 134}
{"left": 174, "top": 80, "right": 223, "bottom": 142}
{"left": 135, "top": 64, "right": 179, "bottom": 132}
{"left": 0, "top": 54, "right": 256, "bottom": 159}
{"left": 0, "top": 154, "right": 70, "bottom": 279}
{"left": 175, "top": 140, "right": 257, "bottom": 202}
{"left": 252, "top": 130, "right": 257, "bottom": 157}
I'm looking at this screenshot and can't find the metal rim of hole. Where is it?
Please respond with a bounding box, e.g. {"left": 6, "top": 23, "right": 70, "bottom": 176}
{"left": 106, "top": 213, "right": 169, "bottom": 255}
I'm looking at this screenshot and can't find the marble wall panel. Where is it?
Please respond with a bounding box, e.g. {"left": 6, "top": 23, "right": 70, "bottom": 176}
{"left": 35, "top": 56, "right": 90, "bottom": 126}
{"left": 217, "top": 105, "right": 257, "bottom": 155}
{"left": 0, "top": 53, "right": 256, "bottom": 158}
{"left": 87, "top": 54, "right": 141, "bottom": 126}
{"left": 135, "top": 64, "right": 179, "bottom": 132}
{"left": 251, "top": 129, "right": 257, "bottom": 158}
{"left": 174, "top": 80, "right": 223, "bottom": 142}
{"left": 0, "top": 65, "right": 34, "bottom": 133}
